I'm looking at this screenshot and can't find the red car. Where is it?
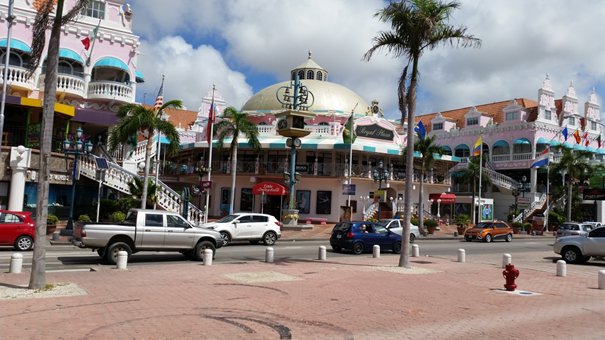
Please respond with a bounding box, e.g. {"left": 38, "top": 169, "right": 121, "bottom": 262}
{"left": 0, "top": 210, "right": 36, "bottom": 251}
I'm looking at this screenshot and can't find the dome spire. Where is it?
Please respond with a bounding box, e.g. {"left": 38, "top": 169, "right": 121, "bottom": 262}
{"left": 308, "top": 50, "right": 312, "bottom": 59}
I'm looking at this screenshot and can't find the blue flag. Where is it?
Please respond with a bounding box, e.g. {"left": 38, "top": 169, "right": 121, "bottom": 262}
{"left": 415, "top": 121, "right": 426, "bottom": 140}
{"left": 562, "top": 127, "right": 568, "bottom": 141}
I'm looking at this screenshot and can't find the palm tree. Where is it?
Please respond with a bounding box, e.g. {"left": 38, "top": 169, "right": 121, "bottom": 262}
{"left": 128, "top": 177, "right": 158, "bottom": 208}
{"left": 108, "top": 101, "right": 182, "bottom": 209}
{"left": 25, "top": 0, "right": 90, "bottom": 289}
{"left": 550, "top": 147, "right": 591, "bottom": 221}
{"left": 363, "top": 0, "right": 480, "bottom": 268}
{"left": 452, "top": 155, "right": 492, "bottom": 224}
{"left": 413, "top": 133, "right": 443, "bottom": 232}
{"left": 215, "top": 107, "right": 261, "bottom": 215}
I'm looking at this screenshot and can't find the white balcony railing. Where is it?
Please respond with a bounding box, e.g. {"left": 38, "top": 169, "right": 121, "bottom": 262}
{"left": 56, "top": 74, "right": 86, "bottom": 97}
{"left": 0, "top": 65, "right": 36, "bottom": 90}
{"left": 88, "top": 81, "right": 133, "bottom": 102}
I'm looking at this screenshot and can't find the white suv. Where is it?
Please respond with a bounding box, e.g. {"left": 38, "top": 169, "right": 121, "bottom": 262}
{"left": 204, "top": 213, "right": 281, "bottom": 246}
{"left": 378, "top": 219, "right": 420, "bottom": 242}
{"left": 554, "top": 226, "right": 605, "bottom": 263}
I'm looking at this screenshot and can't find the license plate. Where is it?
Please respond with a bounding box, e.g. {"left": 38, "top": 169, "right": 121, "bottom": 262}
{"left": 336, "top": 234, "right": 342, "bottom": 239}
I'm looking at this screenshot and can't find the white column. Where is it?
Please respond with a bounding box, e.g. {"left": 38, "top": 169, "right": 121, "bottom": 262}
{"left": 8, "top": 146, "right": 32, "bottom": 211}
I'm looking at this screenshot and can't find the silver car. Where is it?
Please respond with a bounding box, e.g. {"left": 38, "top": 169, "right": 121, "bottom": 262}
{"left": 378, "top": 219, "right": 420, "bottom": 242}
{"left": 556, "top": 222, "right": 595, "bottom": 238}
{"left": 554, "top": 226, "right": 605, "bottom": 263}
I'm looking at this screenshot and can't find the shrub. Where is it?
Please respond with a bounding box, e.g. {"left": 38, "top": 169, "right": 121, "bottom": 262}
{"left": 424, "top": 219, "right": 438, "bottom": 228}
{"left": 110, "top": 211, "right": 126, "bottom": 223}
{"left": 454, "top": 214, "right": 471, "bottom": 226}
{"left": 410, "top": 217, "right": 419, "bottom": 226}
{"left": 47, "top": 214, "right": 59, "bottom": 225}
{"left": 78, "top": 214, "right": 92, "bottom": 222}
{"left": 511, "top": 222, "right": 523, "bottom": 230}
{"left": 522, "top": 222, "right": 532, "bottom": 231}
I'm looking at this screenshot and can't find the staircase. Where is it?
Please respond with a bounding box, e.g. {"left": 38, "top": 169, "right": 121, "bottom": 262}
{"left": 78, "top": 153, "right": 205, "bottom": 226}
{"left": 449, "top": 163, "right": 519, "bottom": 192}
{"left": 513, "top": 193, "right": 547, "bottom": 223}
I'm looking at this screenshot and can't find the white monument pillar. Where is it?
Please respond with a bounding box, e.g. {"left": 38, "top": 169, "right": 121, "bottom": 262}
{"left": 9, "top": 146, "right": 32, "bottom": 211}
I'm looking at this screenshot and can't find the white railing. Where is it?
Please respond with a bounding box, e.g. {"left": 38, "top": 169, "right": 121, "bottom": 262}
{"left": 88, "top": 81, "right": 133, "bottom": 102}
{"left": 56, "top": 73, "right": 86, "bottom": 97}
{"left": 482, "top": 167, "right": 519, "bottom": 191}
{"left": 364, "top": 202, "right": 378, "bottom": 221}
{"left": 257, "top": 125, "right": 275, "bottom": 135}
{"left": 512, "top": 153, "right": 532, "bottom": 160}
{"left": 491, "top": 154, "right": 510, "bottom": 162}
{"left": 0, "top": 65, "right": 36, "bottom": 90}
{"left": 78, "top": 154, "right": 204, "bottom": 225}
{"left": 513, "top": 193, "right": 547, "bottom": 223}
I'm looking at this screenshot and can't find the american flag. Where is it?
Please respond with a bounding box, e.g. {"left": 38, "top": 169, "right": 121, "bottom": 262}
{"left": 154, "top": 75, "right": 165, "bottom": 111}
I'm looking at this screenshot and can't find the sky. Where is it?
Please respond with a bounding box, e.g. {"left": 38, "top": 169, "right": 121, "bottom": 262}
{"left": 129, "top": 0, "right": 605, "bottom": 121}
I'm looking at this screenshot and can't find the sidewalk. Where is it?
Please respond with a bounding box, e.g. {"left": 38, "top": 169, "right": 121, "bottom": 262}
{"left": 1, "top": 248, "right": 603, "bottom": 339}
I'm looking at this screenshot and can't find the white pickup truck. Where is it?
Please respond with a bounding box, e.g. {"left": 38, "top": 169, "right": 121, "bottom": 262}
{"left": 72, "top": 209, "right": 224, "bottom": 265}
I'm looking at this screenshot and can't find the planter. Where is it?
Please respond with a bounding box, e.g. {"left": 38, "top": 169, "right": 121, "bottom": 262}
{"left": 282, "top": 209, "right": 299, "bottom": 227}
{"left": 512, "top": 227, "right": 520, "bottom": 234}
{"left": 456, "top": 226, "right": 467, "bottom": 235}
{"left": 46, "top": 224, "right": 57, "bottom": 235}
{"left": 427, "top": 226, "right": 437, "bottom": 235}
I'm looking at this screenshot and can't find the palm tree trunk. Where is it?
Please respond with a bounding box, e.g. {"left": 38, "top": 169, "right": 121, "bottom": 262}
{"left": 567, "top": 181, "right": 573, "bottom": 221}
{"left": 399, "top": 54, "right": 419, "bottom": 268}
{"left": 229, "top": 145, "right": 238, "bottom": 215}
{"left": 418, "top": 167, "right": 425, "bottom": 233}
{"left": 29, "top": 0, "right": 65, "bottom": 289}
{"left": 140, "top": 132, "right": 153, "bottom": 209}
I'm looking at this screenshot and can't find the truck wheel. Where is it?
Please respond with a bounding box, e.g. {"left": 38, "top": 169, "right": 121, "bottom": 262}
{"left": 97, "top": 248, "right": 105, "bottom": 258}
{"left": 194, "top": 241, "right": 216, "bottom": 261}
{"left": 105, "top": 242, "right": 132, "bottom": 265}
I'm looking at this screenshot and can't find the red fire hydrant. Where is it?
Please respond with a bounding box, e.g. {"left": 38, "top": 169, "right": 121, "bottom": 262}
{"left": 502, "top": 263, "right": 520, "bottom": 291}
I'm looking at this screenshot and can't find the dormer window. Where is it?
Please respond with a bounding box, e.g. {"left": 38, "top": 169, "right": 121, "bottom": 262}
{"left": 433, "top": 123, "right": 443, "bottom": 130}
{"left": 569, "top": 117, "right": 575, "bottom": 125}
{"left": 307, "top": 70, "right": 314, "bottom": 80}
{"left": 467, "top": 117, "right": 479, "bottom": 126}
{"left": 506, "top": 112, "right": 518, "bottom": 121}
{"left": 545, "top": 110, "right": 551, "bottom": 120}
{"left": 317, "top": 71, "right": 323, "bottom": 81}
{"left": 592, "top": 121, "right": 597, "bottom": 130}
{"left": 81, "top": 0, "right": 105, "bottom": 19}
{"left": 297, "top": 70, "right": 304, "bottom": 80}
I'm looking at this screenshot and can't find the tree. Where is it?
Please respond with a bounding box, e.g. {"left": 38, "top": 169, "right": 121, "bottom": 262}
{"left": 407, "top": 133, "right": 443, "bottom": 233}
{"left": 26, "top": 0, "right": 90, "bottom": 289}
{"left": 550, "top": 147, "right": 591, "bottom": 221}
{"left": 215, "top": 107, "right": 261, "bottom": 215}
{"left": 364, "top": 0, "right": 480, "bottom": 268}
{"left": 452, "top": 155, "right": 492, "bottom": 224}
{"left": 128, "top": 176, "right": 158, "bottom": 208}
{"left": 108, "top": 101, "right": 182, "bottom": 210}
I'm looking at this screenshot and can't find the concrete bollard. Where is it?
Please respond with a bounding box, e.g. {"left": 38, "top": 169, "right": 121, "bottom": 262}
{"left": 203, "top": 249, "right": 213, "bottom": 266}
{"left": 52, "top": 232, "right": 60, "bottom": 241}
{"left": 265, "top": 247, "right": 274, "bottom": 263}
{"left": 9, "top": 253, "right": 23, "bottom": 274}
{"left": 318, "top": 246, "right": 326, "bottom": 261}
{"left": 373, "top": 245, "right": 380, "bottom": 258}
{"left": 116, "top": 251, "right": 128, "bottom": 270}
{"left": 556, "top": 260, "right": 566, "bottom": 277}
{"left": 502, "top": 254, "right": 511, "bottom": 268}
{"left": 453, "top": 231, "right": 458, "bottom": 237}
{"left": 457, "top": 249, "right": 466, "bottom": 263}
{"left": 412, "top": 244, "right": 419, "bottom": 257}
{"left": 599, "top": 270, "right": 605, "bottom": 290}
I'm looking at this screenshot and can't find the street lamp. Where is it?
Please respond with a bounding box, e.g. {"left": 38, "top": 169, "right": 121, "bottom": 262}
{"left": 62, "top": 127, "right": 93, "bottom": 235}
{"left": 520, "top": 175, "right": 528, "bottom": 222}
{"left": 372, "top": 160, "right": 389, "bottom": 221}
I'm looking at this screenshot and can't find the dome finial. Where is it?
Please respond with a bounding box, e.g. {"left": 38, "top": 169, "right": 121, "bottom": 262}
{"left": 308, "top": 50, "right": 312, "bottom": 59}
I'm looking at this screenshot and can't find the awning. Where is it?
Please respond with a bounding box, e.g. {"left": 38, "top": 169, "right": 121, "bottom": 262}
{"left": 493, "top": 140, "right": 509, "bottom": 147}
{"left": 536, "top": 137, "right": 551, "bottom": 144}
{"left": 574, "top": 144, "right": 586, "bottom": 151}
{"left": 428, "top": 193, "right": 456, "bottom": 204}
{"left": 252, "top": 182, "right": 287, "bottom": 196}
{"left": 19, "top": 97, "right": 74, "bottom": 117}
{"left": 59, "top": 48, "right": 84, "bottom": 63}
{"left": 155, "top": 135, "right": 170, "bottom": 144}
{"left": 514, "top": 138, "right": 530, "bottom": 145}
{"left": 135, "top": 70, "right": 145, "bottom": 83}
{"left": 94, "top": 56, "right": 130, "bottom": 72}
{"left": 550, "top": 140, "right": 561, "bottom": 147}
{"left": 0, "top": 38, "right": 31, "bottom": 53}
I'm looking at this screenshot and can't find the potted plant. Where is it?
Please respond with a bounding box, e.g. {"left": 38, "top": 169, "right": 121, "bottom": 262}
{"left": 424, "top": 219, "right": 438, "bottom": 234}
{"left": 454, "top": 214, "right": 470, "bottom": 235}
{"left": 46, "top": 214, "right": 59, "bottom": 235}
{"left": 511, "top": 222, "right": 523, "bottom": 234}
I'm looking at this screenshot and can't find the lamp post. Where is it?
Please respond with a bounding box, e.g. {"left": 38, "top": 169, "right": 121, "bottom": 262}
{"left": 512, "top": 188, "right": 520, "bottom": 219}
{"left": 437, "top": 199, "right": 442, "bottom": 218}
{"left": 520, "top": 175, "right": 528, "bottom": 222}
{"left": 62, "top": 127, "right": 93, "bottom": 235}
{"left": 372, "top": 160, "right": 389, "bottom": 221}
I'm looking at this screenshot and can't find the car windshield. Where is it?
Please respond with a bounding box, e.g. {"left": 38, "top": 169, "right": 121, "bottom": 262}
{"left": 476, "top": 223, "right": 493, "bottom": 229}
{"left": 217, "top": 215, "right": 239, "bottom": 223}
{"left": 333, "top": 222, "right": 351, "bottom": 231}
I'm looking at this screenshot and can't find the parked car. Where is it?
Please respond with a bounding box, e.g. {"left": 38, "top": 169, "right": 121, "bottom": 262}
{"left": 464, "top": 221, "right": 513, "bottom": 243}
{"left": 554, "top": 226, "right": 605, "bottom": 263}
{"left": 330, "top": 221, "right": 402, "bottom": 255}
{"left": 204, "top": 213, "right": 281, "bottom": 246}
{"left": 0, "top": 210, "right": 36, "bottom": 251}
{"left": 378, "top": 219, "right": 420, "bottom": 242}
{"left": 556, "top": 222, "right": 595, "bottom": 238}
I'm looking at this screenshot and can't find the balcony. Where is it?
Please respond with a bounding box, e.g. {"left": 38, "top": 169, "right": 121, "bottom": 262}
{"left": 88, "top": 81, "right": 133, "bottom": 103}
{"left": 38, "top": 73, "right": 86, "bottom": 98}
{"left": 0, "top": 65, "right": 36, "bottom": 92}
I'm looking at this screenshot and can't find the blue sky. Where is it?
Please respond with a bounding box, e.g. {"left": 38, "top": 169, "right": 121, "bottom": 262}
{"left": 129, "top": 0, "right": 605, "bottom": 121}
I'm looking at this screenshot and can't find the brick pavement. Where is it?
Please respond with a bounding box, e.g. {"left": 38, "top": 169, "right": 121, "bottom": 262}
{"left": 2, "top": 244, "right": 605, "bottom": 339}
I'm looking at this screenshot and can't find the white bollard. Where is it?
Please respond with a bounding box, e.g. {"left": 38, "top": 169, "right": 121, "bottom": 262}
{"left": 52, "top": 232, "right": 60, "bottom": 241}
{"left": 116, "top": 251, "right": 128, "bottom": 270}
{"left": 318, "top": 246, "right": 326, "bottom": 261}
{"left": 599, "top": 270, "right": 605, "bottom": 290}
{"left": 265, "top": 247, "right": 274, "bottom": 263}
{"left": 203, "top": 249, "right": 213, "bottom": 266}
{"left": 373, "top": 245, "right": 380, "bottom": 258}
{"left": 556, "top": 260, "right": 567, "bottom": 277}
{"left": 457, "top": 249, "right": 466, "bottom": 263}
{"left": 9, "top": 253, "right": 23, "bottom": 274}
{"left": 502, "top": 254, "right": 511, "bottom": 268}
{"left": 412, "top": 244, "right": 419, "bottom": 257}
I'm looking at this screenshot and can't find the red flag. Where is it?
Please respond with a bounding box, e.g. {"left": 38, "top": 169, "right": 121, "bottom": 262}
{"left": 573, "top": 130, "right": 581, "bottom": 144}
{"left": 598, "top": 135, "right": 602, "bottom": 148}
{"left": 206, "top": 102, "right": 215, "bottom": 144}
{"left": 81, "top": 25, "right": 98, "bottom": 51}
{"left": 583, "top": 132, "right": 589, "bottom": 146}
{"left": 81, "top": 37, "right": 91, "bottom": 50}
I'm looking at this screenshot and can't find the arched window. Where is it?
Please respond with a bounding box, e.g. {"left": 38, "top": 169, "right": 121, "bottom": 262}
{"left": 307, "top": 70, "right": 314, "bottom": 80}
{"left": 317, "top": 71, "right": 323, "bottom": 81}
{"left": 297, "top": 70, "right": 304, "bottom": 80}
{"left": 0, "top": 51, "right": 26, "bottom": 67}
{"left": 441, "top": 146, "right": 452, "bottom": 156}
{"left": 492, "top": 140, "right": 510, "bottom": 155}
{"left": 291, "top": 72, "right": 296, "bottom": 81}
{"left": 454, "top": 144, "right": 470, "bottom": 158}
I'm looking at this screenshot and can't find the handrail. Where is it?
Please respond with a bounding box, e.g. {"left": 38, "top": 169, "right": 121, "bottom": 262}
{"left": 513, "top": 193, "right": 546, "bottom": 223}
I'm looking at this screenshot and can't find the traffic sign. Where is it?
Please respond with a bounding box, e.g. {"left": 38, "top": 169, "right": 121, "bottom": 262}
{"left": 200, "top": 180, "right": 212, "bottom": 189}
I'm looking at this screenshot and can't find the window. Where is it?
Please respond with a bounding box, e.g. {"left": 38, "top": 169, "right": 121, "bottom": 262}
{"left": 592, "top": 121, "right": 597, "bottom": 130}
{"left": 506, "top": 112, "right": 518, "bottom": 121}
{"left": 569, "top": 117, "right": 575, "bottom": 125}
{"left": 297, "top": 70, "right": 304, "bottom": 80}
{"left": 467, "top": 117, "right": 479, "bottom": 126}
{"left": 433, "top": 123, "right": 443, "bottom": 130}
{"left": 307, "top": 70, "right": 314, "bottom": 80}
{"left": 81, "top": 0, "right": 105, "bottom": 19}
{"left": 237, "top": 215, "right": 253, "bottom": 223}
{"left": 317, "top": 71, "right": 323, "bottom": 81}
{"left": 0, "top": 213, "right": 21, "bottom": 223}
{"left": 145, "top": 214, "right": 163, "bottom": 227}
{"left": 589, "top": 228, "right": 605, "bottom": 238}
{"left": 545, "top": 110, "right": 551, "bottom": 120}
{"left": 167, "top": 215, "right": 189, "bottom": 228}
{"left": 251, "top": 215, "right": 268, "bottom": 223}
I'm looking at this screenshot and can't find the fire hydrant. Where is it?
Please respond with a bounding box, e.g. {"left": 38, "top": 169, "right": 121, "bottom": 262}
{"left": 502, "top": 263, "right": 520, "bottom": 291}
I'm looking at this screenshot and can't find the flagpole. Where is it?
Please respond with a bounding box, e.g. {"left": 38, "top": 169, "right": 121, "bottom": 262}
{"left": 544, "top": 161, "right": 550, "bottom": 231}
{"left": 85, "top": 19, "right": 101, "bottom": 66}
{"left": 204, "top": 85, "right": 216, "bottom": 224}
{"left": 477, "top": 134, "right": 483, "bottom": 224}
{"left": 347, "top": 104, "right": 357, "bottom": 210}
{"left": 153, "top": 75, "right": 165, "bottom": 209}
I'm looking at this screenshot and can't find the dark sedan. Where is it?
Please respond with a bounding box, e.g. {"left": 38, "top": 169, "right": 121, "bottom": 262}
{"left": 330, "top": 221, "right": 402, "bottom": 255}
